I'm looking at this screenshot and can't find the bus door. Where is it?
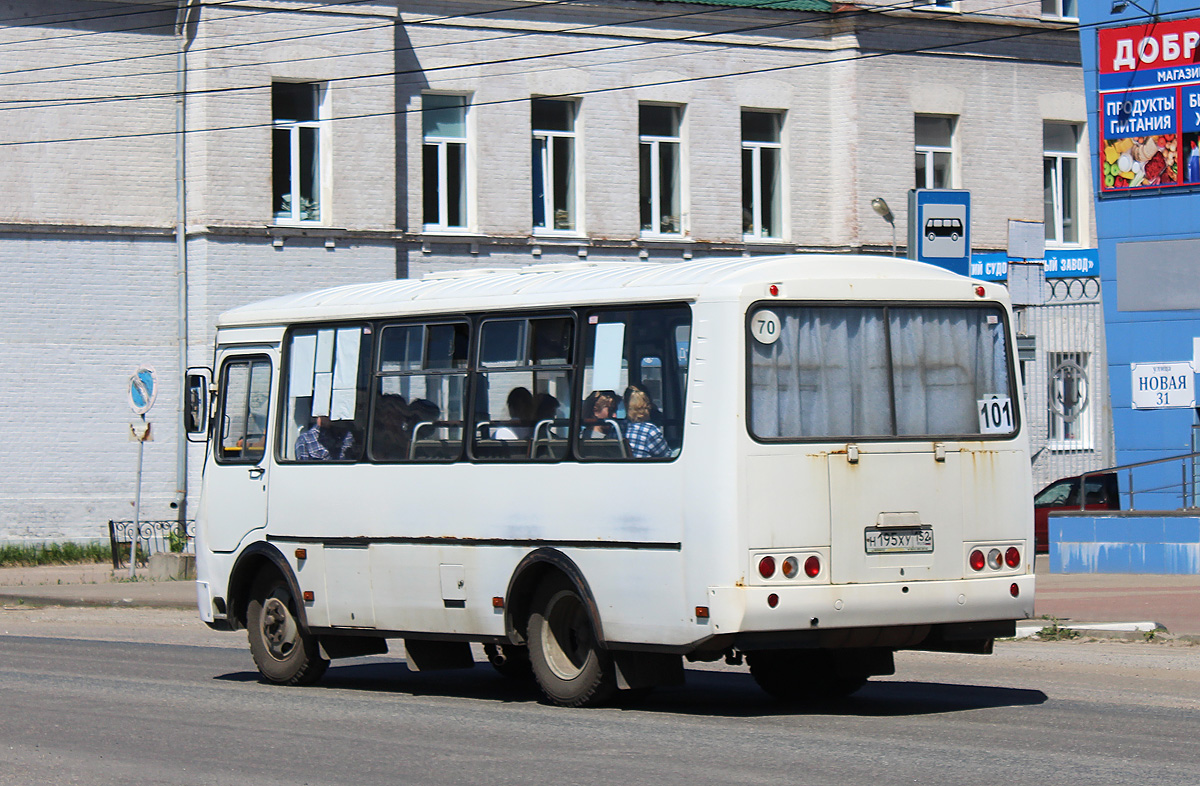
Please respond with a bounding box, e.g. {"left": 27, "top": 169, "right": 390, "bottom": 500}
{"left": 205, "top": 351, "right": 276, "bottom": 553}
{"left": 827, "top": 446, "right": 964, "bottom": 584}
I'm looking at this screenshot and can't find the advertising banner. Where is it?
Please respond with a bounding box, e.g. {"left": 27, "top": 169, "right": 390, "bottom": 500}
{"left": 969, "top": 248, "right": 1099, "bottom": 282}
{"left": 1096, "top": 18, "right": 1200, "bottom": 193}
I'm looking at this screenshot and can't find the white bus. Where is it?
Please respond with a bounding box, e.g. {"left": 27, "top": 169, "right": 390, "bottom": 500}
{"left": 188, "top": 254, "right": 1035, "bottom": 707}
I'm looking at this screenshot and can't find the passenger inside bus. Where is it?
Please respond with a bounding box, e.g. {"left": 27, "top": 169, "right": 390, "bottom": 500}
{"left": 295, "top": 415, "right": 356, "bottom": 461}
{"left": 622, "top": 386, "right": 670, "bottom": 458}
{"left": 580, "top": 390, "right": 619, "bottom": 439}
{"left": 491, "top": 386, "right": 535, "bottom": 440}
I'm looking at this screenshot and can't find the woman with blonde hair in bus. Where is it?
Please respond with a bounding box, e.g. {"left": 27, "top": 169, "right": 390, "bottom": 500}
{"left": 622, "top": 386, "right": 670, "bottom": 458}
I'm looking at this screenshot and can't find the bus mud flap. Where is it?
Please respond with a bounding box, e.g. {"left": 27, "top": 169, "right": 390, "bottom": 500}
{"left": 613, "top": 651, "right": 685, "bottom": 690}
{"left": 404, "top": 639, "right": 475, "bottom": 671}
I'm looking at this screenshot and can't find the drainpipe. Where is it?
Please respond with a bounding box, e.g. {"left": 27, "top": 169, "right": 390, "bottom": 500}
{"left": 172, "top": 1, "right": 193, "bottom": 532}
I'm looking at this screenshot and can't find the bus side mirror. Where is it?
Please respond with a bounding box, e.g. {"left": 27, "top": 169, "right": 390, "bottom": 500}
{"left": 185, "top": 368, "right": 212, "bottom": 442}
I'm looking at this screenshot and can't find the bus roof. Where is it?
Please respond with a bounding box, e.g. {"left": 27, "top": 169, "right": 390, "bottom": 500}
{"left": 216, "top": 254, "right": 999, "bottom": 327}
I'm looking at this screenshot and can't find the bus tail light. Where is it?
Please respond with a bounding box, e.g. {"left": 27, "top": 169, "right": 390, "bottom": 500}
{"left": 804, "top": 555, "right": 821, "bottom": 578}
{"left": 969, "top": 549, "right": 985, "bottom": 571}
{"left": 1010, "top": 583, "right": 1020, "bottom": 598}
{"left": 987, "top": 549, "right": 1003, "bottom": 570}
{"left": 767, "top": 593, "right": 779, "bottom": 608}
{"left": 758, "top": 556, "right": 776, "bottom": 578}
{"left": 1005, "top": 547, "right": 1021, "bottom": 569}
{"left": 781, "top": 556, "right": 799, "bottom": 579}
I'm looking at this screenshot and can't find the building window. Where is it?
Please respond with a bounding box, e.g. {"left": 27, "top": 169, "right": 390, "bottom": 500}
{"left": 639, "top": 104, "right": 683, "bottom": 236}
{"left": 273, "top": 82, "right": 325, "bottom": 223}
{"left": 1041, "top": 0, "right": 1077, "bottom": 19}
{"left": 423, "top": 94, "right": 469, "bottom": 231}
{"left": 1044, "top": 123, "right": 1080, "bottom": 246}
{"left": 914, "top": 115, "right": 955, "bottom": 189}
{"left": 742, "top": 111, "right": 783, "bottom": 240}
{"left": 1048, "top": 351, "right": 1092, "bottom": 450}
{"left": 532, "top": 98, "right": 578, "bottom": 233}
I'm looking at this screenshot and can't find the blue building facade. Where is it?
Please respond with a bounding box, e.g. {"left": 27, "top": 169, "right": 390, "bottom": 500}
{"left": 1080, "top": 2, "right": 1200, "bottom": 509}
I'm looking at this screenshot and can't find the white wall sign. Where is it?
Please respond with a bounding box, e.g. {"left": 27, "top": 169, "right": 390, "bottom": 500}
{"left": 1131, "top": 362, "right": 1195, "bottom": 409}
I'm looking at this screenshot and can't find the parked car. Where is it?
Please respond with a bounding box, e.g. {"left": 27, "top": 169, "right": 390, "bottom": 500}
{"left": 1033, "top": 472, "right": 1120, "bottom": 553}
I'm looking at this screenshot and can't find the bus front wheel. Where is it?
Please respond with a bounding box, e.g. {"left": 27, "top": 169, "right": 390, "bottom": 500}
{"left": 246, "top": 572, "right": 328, "bottom": 686}
{"left": 746, "top": 649, "right": 866, "bottom": 703}
{"left": 527, "top": 576, "right": 616, "bottom": 707}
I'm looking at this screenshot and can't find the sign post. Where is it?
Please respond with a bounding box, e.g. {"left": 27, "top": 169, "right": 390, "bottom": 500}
{"left": 127, "top": 366, "right": 157, "bottom": 578}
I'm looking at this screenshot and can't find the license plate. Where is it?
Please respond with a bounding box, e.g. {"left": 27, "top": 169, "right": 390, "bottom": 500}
{"left": 864, "top": 527, "right": 934, "bottom": 554}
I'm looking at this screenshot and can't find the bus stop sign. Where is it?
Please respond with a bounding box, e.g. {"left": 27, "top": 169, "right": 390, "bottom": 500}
{"left": 908, "top": 189, "right": 971, "bottom": 275}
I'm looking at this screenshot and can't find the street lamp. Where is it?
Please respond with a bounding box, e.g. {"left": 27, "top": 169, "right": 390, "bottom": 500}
{"left": 871, "top": 197, "right": 896, "bottom": 257}
{"left": 1111, "top": 1, "right": 1158, "bottom": 19}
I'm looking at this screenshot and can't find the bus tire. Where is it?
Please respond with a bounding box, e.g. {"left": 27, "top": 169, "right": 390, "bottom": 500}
{"left": 527, "top": 576, "right": 616, "bottom": 707}
{"left": 246, "top": 572, "right": 328, "bottom": 686}
{"left": 746, "top": 650, "right": 866, "bottom": 703}
{"left": 483, "top": 643, "right": 533, "bottom": 680}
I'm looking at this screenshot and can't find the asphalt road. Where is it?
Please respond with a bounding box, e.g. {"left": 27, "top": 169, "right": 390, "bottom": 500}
{"left": 0, "top": 608, "right": 1197, "bottom": 786}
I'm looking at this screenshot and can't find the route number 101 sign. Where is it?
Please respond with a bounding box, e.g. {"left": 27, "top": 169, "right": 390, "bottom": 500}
{"left": 978, "top": 395, "right": 1014, "bottom": 434}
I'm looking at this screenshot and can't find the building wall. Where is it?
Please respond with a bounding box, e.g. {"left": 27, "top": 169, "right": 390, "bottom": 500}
{"left": 0, "top": 0, "right": 1104, "bottom": 541}
{"left": 1079, "top": 2, "right": 1200, "bottom": 488}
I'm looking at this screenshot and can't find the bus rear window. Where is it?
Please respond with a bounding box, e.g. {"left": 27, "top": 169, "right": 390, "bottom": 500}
{"left": 748, "top": 305, "right": 1014, "bottom": 440}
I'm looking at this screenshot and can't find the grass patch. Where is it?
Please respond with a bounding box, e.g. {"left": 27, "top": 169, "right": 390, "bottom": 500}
{"left": 1036, "top": 617, "right": 1080, "bottom": 641}
{"left": 0, "top": 542, "right": 112, "bottom": 567}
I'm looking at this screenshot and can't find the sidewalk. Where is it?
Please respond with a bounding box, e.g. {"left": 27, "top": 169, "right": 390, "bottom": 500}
{"left": 1, "top": 560, "right": 1197, "bottom": 636}
{"left": 1033, "top": 557, "right": 1200, "bottom": 637}
{"left": 0, "top": 563, "right": 196, "bottom": 610}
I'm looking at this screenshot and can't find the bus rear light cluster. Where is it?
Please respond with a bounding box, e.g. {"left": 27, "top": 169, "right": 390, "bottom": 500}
{"left": 969, "top": 545, "right": 1022, "bottom": 572}
{"left": 757, "top": 552, "right": 822, "bottom": 580}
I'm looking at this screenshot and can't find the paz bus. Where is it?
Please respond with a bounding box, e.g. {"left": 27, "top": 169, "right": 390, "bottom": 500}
{"left": 187, "top": 254, "right": 1034, "bottom": 707}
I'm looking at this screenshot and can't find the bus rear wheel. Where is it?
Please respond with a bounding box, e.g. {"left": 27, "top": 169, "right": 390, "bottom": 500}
{"left": 527, "top": 576, "right": 616, "bottom": 707}
{"left": 246, "top": 572, "right": 328, "bottom": 686}
{"left": 746, "top": 649, "right": 866, "bottom": 703}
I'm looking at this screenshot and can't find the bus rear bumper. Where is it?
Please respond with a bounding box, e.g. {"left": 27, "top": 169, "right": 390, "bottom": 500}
{"left": 706, "top": 574, "right": 1035, "bottom": 643}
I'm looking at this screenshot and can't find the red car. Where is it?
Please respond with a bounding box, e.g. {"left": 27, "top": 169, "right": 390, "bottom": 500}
{"left": 1033, "top": 472, "right": 1120, "bottom": 553}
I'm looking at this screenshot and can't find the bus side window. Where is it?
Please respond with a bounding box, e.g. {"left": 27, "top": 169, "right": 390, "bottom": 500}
{"left": 217, "top": 357, "right": 271, "bottom": 464}
{"left": 578, "top": 305, "right": 691, "bottom": 461}
{"left": 280, "top": 325, "right": 373, "bottom": 462}
{"left": 371, "top": 321, "right": 468, "bottom": 462}
{"left": 473, "top": 316, "right": 573, "bottom": 461}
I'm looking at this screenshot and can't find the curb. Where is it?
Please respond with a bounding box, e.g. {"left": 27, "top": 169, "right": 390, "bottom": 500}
{"left": 0, "top": 591, "right": 196, "bottom": 611}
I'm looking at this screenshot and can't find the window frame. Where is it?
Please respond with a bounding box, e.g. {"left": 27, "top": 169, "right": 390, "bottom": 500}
{"left": 276, "top": 323, "right": 374, "bottom": 464}
{"left": 741, "top": 110, "right": 785, "bottom": 241}
{"left": 469, "top": 312, "right": 577, "bottom": 463}
{"left": 639, "top": 103, "right": 685, "bottom": 238}
{"left": 745, "top": 300, "right": 1021, "bottom": 444}
{"left": 914, "top": 114, "right": 957, "bottom": 190}
{"left": 272, "top": 81, "right": 328, "bottom": 225}
{"left": 422, "top": 93, "right": 471, "bottom": 233}
{"left": 370, "top": 318, "right": 471, "bottom": 463}
{"left": 215, "top": 355, "right": 273, "bottom": 465}
{"left": 1041, "top": 0, "right": 1077, "bottom": 21}
{"left": 1047, "top": 350, "right": 1093, "bottom": 452}
{"left": 1044, "top": 122, "right": 1082, "bottom": 247}
{"left": 532, "top": 98, "right": 581, "bottom": 235}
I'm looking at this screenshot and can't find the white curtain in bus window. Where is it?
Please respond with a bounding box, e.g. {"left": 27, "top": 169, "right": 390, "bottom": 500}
{"left": 761, "top": 307, "right": 892, "bottom": 438}
{"left": 331, "top": 327, "right": 361, "bottom": 420}
{"left": 591, "top": 322, "right": 625, "bottom": 392}
{"left": 749, "top": 306, "right": 1011, "bottom": 439}
{"left": 310, "top": 328, "right": 336, "bottom": 417}
{"left": 889, "top": 307, "right": 1009, "bottom": 435}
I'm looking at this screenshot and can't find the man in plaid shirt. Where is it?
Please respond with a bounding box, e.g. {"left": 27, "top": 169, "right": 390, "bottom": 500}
{"left": 295, "top": 416, "right": 356, "bottom": 460}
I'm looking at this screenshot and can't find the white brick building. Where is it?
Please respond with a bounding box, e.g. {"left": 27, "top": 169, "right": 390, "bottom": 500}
{"left": 0, "top": 0, "right": 1095, "bottom": 541}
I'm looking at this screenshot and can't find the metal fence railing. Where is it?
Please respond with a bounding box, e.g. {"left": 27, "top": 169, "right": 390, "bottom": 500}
{"left": 107, "top": 519, "right": 195, "bottom": 569}
{"left": 1079, "top": 451, "right": 1200, "bottom": 513}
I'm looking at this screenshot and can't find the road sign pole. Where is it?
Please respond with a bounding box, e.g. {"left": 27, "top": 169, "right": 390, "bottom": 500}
{"left": 129, "top": 416, "right": 145, "bottom": 579}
